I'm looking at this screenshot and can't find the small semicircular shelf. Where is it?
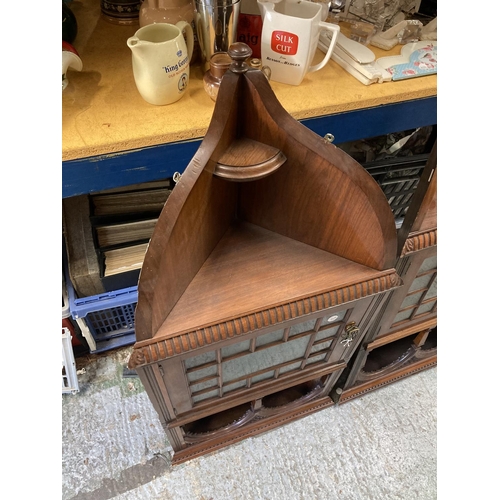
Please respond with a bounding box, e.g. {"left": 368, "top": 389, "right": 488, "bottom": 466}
{"left": 214, "top": 137, "right": 287, "bottom": 181}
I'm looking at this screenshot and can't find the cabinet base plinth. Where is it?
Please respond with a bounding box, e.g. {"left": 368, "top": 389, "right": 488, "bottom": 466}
{"left": 170, "top": 396, "right": 334, "bottom": 465}
{"left": 338, "top": 355, "right": 437, "bottom": 404}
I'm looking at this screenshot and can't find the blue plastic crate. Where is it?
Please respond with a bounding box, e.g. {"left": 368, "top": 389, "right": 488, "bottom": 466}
{"left": 65, "top": 274, "right": 138, "bottom": 354}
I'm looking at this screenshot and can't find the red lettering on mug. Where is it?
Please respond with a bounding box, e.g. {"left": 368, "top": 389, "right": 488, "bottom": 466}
{"left": 271, "top": 31, "right": 298, "bottom": 55}
{"left": 237, "top": 14, "right": 263, "bottom": 58}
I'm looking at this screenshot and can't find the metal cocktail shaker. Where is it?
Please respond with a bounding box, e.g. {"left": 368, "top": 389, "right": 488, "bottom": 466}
{"left": 195, "top": 0, "right": 241, "bottom": 70}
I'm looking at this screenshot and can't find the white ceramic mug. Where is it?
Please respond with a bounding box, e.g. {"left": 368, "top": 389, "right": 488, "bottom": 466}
{"left": 258, "top": 0, "right": 339, "bottom": 86}
{"left": 127, "top": 22, "right": 194, "bottom": 105}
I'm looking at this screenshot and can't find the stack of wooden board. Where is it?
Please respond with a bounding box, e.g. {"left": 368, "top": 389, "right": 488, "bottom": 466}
{"left": 63, "top": 180, "right": 172, "bottom": 296}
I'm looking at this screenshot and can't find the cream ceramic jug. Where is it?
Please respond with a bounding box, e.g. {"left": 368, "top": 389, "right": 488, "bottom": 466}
{"left": 257, "top": 0, "right": 339, "bottom": 85}
{"left": 127, "top": 22, "right": 194, "bottom": 105}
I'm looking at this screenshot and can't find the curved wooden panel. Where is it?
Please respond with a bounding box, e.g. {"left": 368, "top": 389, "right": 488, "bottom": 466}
{"left": 357, "top": 341, "right": 418, "bottom": 382}
{"left": 237, "top": 71, "right": 397, "bottom": 271}
{"left": 258, "top": 379, "right": 323, "bottom": 418}
{"left": 182, "top": 403, "right": 256, "bottom": 444}
{"left": 134, "top": 73, "right": 243, "bottom": 341}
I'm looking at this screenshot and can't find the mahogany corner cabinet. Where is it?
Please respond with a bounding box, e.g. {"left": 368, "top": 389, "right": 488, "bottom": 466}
{"left": 128, "top": 43, "right": 403, "bottom": 464}
{"left": 334, "top": 144, "right": 437, "bottom": 404}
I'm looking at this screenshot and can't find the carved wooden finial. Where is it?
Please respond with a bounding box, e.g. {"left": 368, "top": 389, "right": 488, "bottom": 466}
{"left": 228, "top": 43, "right": 253, "bottom": 74}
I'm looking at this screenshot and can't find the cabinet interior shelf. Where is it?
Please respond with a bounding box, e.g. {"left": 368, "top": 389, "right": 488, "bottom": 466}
{"left": 153, "top": 220, "right": 390, "bottom": 340}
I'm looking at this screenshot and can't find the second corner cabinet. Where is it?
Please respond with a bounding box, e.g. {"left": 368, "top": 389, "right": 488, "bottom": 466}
{"left": 336, "top": 143, "right": 437, "bottom": 404}
{"left": 128, "top": 44, "right": 402, "bottom": 464}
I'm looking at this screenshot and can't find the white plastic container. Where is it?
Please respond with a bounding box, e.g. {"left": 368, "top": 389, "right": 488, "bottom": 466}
{"left": 62, "top": 327, "right": 79, "bottom": 395}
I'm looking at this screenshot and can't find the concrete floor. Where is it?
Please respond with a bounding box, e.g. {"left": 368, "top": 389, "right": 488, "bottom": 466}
{"left": 62, "top": 346, "right": 437, "bottom": 500}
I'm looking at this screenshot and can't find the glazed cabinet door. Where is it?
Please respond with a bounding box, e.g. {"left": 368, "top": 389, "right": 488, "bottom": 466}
{"left": 375, "top": 246, "right": 437, "bottom": 339}
{"left": 336, "top": 246, "right": 437, "bottom": 400}
{"left": 152, "top": 296, "right": 376, "bottom": 423}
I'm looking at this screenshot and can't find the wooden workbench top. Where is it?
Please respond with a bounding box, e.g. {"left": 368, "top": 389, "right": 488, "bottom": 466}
{"left": 62, "top": 0, "right": 437, "bottom": 162}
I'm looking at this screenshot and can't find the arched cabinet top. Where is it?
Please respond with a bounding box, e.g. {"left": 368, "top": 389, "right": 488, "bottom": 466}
{"left": 134, "top": 46, "right": 398, "bottom": 346}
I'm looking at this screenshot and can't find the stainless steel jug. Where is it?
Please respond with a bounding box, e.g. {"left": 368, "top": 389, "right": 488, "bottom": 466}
{"left": 195, "top": 0, "right": 241, "bottom": 70}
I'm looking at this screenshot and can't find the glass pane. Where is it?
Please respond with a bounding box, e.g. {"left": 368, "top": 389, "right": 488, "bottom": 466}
{"left": 222, "top": 379, "right": 247, "bottom": 394}
{"left": 186, "top": 364, "right": 217, "bottom": 383}
{"left": 280, "top": 361, "right": 302, "bottom": 375}
{"left": 316, "top": 326, "right": 339, "bottom": 341}
{"left": 190, "top": 379, "right": 218, "bottom": 394}
{"left": 393, "top": 309, "right": 413, "bottom": 324}
{"left": 419, "top": 255, "right": 437, "bottom": 273}
{"left": 289, "top": 319, "right": 316, "bottom": 337}
{"left": 192, "top": 389, "right": 219, "bottom": 404}
{"left": 256, "top": 329, "right": 284, "bottom": 347}
{"left": 400, "top": 291, "right": 424, "bottom": 309}
{"left": 222, "top": 335, "right": 310, "bottom": 383}
{"left": 311, "top": 340, "right": 331, "bottom": 354}
{"left": 416, "top": 300, "right": 436, "bottom": 315}
{"left": 252, "top": 371, "right": 274, "bottom": 385}
{"left": 222, "top": 340, "right": 251, "bottom": 359}
{"left": 305, "top": 353, "right": 326, "bottom": 365}
{"left": 408, "top": 275, "right": 432, "bottom": 293}
{"left": 426, "top": 279, "right": 437, "bottom": 299}
{"left": 409, "top": 256, "right": 436, "bottom": 292}
{"left": 184, "top": 350, "right": 216, "bottom": 370}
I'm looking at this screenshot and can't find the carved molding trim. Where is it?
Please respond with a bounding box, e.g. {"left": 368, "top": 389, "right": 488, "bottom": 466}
{"left": 402, "top": 229, "right": 437, "bottom": 255}
{"left": 128, "top": 349, "right": 146, "bottom": 370}
{"left": 182, "top": 382, "right": 324, "bottom": 444}
{"left": 131, "top": 272, "right": 402, "bottom": 368}
{"left": 339, "top": 356, "right": 437, "bottom": 404}
{"left": 171, "top": 397, "right": 334, "bottom": 465}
